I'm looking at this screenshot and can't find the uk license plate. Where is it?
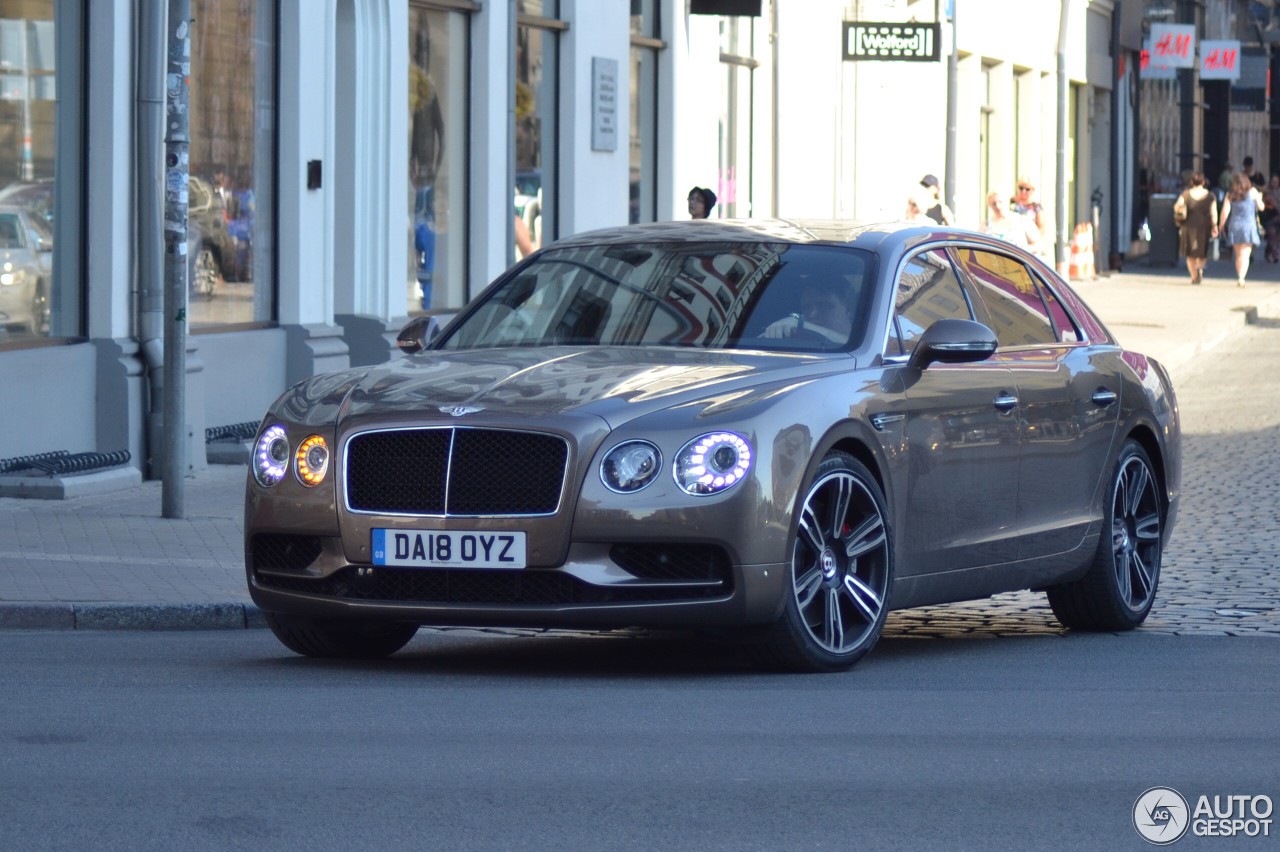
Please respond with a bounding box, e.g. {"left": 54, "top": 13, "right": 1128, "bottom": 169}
{"left": 372, "top": 529, "right": 526, "bottom": 569}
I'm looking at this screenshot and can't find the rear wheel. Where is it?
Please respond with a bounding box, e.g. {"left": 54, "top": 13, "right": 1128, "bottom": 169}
{"left": 1046, "top": 439, "right": 1163, "bottom": 630}
{"left": 753, "top": 452, "right": 893, "bottom": 672}
{"left": 264, "top": 612, "right": 419, "bottom": 659}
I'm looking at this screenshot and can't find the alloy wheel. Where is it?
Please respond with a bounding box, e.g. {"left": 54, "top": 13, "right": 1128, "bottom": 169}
{"left": 791, "top": 469, "right": 890, "bottom": 654}
{"left": 1110, "top": 453, "right": 1162, "bottom": 612}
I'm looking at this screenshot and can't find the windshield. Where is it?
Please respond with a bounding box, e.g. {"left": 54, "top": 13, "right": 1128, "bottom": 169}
{"left": 438, "top": 242, "right": 874, "bottom": 353}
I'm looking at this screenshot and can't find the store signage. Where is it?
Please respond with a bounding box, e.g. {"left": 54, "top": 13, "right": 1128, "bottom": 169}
{"left": 591, "top": 57, "right": 617, "bottom": 152}
{"left": 1148, "top": 23, "right": 1196, "bottom": 68}
{"left": 1139, "top": 39, "right": 1177, "bottom": 80}
{"left": 1199, "top": 40, "right": 1241, "bottom": 80}
{"left": 842, "top": 22, "right": 940, "bottom": 62}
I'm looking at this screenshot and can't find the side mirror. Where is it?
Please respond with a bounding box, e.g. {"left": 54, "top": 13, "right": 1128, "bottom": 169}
{"left": 396, "top": 315, "right": 442, "bottom": 354}
{"left": 908, "top": 318, "right": 998, "bottom": 370}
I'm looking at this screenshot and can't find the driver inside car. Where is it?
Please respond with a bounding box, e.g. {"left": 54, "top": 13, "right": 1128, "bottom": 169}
{"left": 762, "top": 278, "right": 855, "bottom": 344}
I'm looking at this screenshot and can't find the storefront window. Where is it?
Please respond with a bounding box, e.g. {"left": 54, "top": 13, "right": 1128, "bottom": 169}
{"left": 718, "top": 17, "right": 756, "bottom": 218}
{"left": 0, "top": 1, "right": 73, "bottom": 343}
{"left": 515, "top": 0, "right": 560, "bottom": 261}
{"left": 409, "top": 2, "right": 470, "bottom": 313}
{"left": 629, "top": 0, "right": 659, "bottom": 224}
{"left": 187, "top": 0, "right": 275, "bottom": 329}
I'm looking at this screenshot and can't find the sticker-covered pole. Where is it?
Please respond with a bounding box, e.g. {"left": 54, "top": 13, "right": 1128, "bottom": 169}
{"left": 162, "top": 0, "right": 190, "bottom": 519}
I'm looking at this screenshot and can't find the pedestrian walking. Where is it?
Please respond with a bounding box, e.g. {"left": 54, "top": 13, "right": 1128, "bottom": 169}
{"left": 1172, "top": 171, "right": 1217, "bottom": 285}
{"left": 688, "top": 186, "right": 716, "bottom": 219}
{"left": 1219, "top": 172, "right": 1265, "bottom": 287}
{"left": 918, "top": 174, "right": 955, "bottom": 225}
{"left": 904, "top": 186, "right": 935, "bottom": 223}
{"left": 1011, "top": 177, "right": 1049, "bottom": 258}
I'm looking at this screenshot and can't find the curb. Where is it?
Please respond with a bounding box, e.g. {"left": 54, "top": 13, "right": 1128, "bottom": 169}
{"left": 0, "top": 602, "right": 268, "bottom": 631}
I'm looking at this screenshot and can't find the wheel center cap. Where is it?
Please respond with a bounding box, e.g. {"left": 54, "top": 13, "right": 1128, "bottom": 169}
{"left": 820, "top": 548, "right": 839, "bottom": 580}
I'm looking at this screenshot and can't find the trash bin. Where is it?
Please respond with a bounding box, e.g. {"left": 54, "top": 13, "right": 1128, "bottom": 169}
{"left": 1147, "top": 193, "right": 1179, "bottom": 266}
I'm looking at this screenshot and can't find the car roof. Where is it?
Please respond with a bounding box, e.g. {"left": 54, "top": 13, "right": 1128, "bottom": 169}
{"left": 550, "top": 218, "right": 990, "bottom": 253}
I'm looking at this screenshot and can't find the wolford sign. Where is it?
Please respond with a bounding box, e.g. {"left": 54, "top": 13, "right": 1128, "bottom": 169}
{"left": 843, "top": 22, "right": 940, "bottom": 62}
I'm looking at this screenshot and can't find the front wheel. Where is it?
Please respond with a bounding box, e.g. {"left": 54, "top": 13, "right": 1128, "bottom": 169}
{"left": 753, "top": 452, "right": 893, "bottom": 672}
{"left": 264, "top": 612, "right": 419, "bottom": 659}
{"left": 1046, "top": 439, "right": 1163, "bottom": 631}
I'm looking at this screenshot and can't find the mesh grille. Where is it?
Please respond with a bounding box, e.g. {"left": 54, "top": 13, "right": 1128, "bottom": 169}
{"left": 345, "top": 428, "right": 568, "bottom": 516}
{"left": 609, "top": 543, "right": 732, "bottom": 583}
{"left": 255, "top": 566, "right": 731, "bottom": 605}
{"left": 252, "top": 534, "right": 323, "bottom": 572}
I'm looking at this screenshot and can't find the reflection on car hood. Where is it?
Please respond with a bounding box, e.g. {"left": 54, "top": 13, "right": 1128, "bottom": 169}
{"left": 277, "top": 346, "right": 849, "bottom": 430}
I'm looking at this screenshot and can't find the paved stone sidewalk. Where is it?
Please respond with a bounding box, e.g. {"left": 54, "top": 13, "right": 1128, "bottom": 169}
{"left": 2, "top": 259, "right": 1280, "bottom": 636}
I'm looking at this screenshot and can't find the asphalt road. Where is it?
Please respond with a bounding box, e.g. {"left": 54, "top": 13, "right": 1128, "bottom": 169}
{"left": 1, "top": 629, "right": 1276, "bottom": 850}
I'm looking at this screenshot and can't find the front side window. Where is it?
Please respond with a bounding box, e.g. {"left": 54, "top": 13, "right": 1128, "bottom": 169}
{"left": 0, "top": 2, "right": 75, "bottom": 343}
{"left": 408, "top": 2, "right": 470, "bottom": 312}
{"left": 187, "top": 0, "right": 275, "bottom": 329}
{"left": 952, "top": 247, "right": 1057, "bottom": 347}
{"left": 889, "top": 249, "right": 973, "bottom": 357}
{"left": 438, "top": 243, "right": 873, "bottom": 353}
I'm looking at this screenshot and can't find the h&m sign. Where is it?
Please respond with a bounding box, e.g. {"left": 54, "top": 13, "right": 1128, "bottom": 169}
{"left": 843, "top": 22, "right": 940, "bottom": 62}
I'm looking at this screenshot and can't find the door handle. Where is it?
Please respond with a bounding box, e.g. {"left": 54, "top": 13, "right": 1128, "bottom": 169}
{"left": 993, "top": 392, "right": 1018, "bottom": 411}
{"left": 1091, "top": 388, "right": 1117, "bottom": 406}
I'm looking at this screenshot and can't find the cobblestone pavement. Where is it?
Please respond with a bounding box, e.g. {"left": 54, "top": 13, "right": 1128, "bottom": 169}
{"left": 885, "top": 309, "right": 1280, "bottom": 640}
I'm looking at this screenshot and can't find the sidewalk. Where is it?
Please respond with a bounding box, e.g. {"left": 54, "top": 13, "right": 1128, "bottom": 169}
{"left": 3, "top": 255, "right": 1280, "bottom": 632}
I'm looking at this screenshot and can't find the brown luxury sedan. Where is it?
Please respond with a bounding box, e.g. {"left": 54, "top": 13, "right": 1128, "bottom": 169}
{"left": 245, "top": 220, "right": 1180, "bottom": 671}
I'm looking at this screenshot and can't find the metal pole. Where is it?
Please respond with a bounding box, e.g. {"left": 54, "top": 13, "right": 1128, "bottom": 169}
{"left": 945, "top": 1, "right": 958, "bottom": 215}
{"left": 1055, "top": 0, "right": 1070, "bottom": 275}
{"left": 162, "top": 0, "right": 190, "bottom": 519}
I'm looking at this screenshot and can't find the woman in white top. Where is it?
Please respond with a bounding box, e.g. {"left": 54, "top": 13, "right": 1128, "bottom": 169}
{"left": 982, "top": 191, "right": 1039, "bottom": 249}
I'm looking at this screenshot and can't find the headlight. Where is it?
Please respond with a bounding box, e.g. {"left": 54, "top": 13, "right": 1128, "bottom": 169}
{"left": 673, "top": 432, "right": 752, "bottom": 495}
{"left": 253, "top": 424, "right": 290, "bottom": 486}
{"left": 600, "top": 441, "right": 661, "bottom": 493}
{"left": 294, "top": 434, "right": 330, "bottom": 487}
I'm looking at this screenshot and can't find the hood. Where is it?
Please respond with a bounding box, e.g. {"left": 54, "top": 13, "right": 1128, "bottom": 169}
{"left": 277, "top": 346, "right": 850, "bottom": 430}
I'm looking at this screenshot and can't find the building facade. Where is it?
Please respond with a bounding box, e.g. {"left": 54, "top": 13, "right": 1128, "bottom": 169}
{"left": 0, "top": 0, "right": 1130, "bottom": 486}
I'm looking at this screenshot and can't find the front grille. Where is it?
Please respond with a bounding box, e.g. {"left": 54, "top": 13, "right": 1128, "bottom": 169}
{"left": 252, "top": 534, "right": 323, "bottom": 572}
{"left": 346, "top": 428, "right": 569, "bottom": 516}
{"left": 254, "top": 565, "right": 732, "bottom": 606}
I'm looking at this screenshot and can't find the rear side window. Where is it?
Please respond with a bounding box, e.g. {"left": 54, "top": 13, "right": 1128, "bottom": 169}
{"left": 888, "top": 249, "right": 973, "bottom": 357}
{"left": 1035, "top": 278, "right": 1081, "bottom": 342}
{"left": 952, "top": 248, "right": 1057, "bottom": 347}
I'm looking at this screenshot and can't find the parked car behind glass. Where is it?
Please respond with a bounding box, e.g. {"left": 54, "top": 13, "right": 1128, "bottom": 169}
{"left": 0, "top": 205, "right": 53, "bottom": 336}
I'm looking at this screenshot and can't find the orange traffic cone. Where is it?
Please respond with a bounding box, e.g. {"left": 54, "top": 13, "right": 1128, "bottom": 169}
{"left": 1068, "top": 223, "right": 1095, "bottom": 281}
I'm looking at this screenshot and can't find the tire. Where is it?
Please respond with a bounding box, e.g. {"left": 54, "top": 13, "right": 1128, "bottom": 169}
{"left": 191, "top": 247, "right": 220, "bottom": 298}
{"left": 753, "top": 452, "right": 894, "bottom": 672}
{"left": 264, "top": 611, "right": 419, "bottom": 659}
{"left": 1046, "top": 439, "right": 1163, "bottom": 631}
{"left": 26, "top": 280, "right": 48, "bottom": 335}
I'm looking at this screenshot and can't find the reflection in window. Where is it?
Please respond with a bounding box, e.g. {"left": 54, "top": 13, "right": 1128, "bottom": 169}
{"left": 439, "top": 243, "right": 872, "bottom": 353}
{"left": 891, "top": 249, "right": 972, "bottom": 356}
{"left": 952, "top": 248, "right": 1057, "bottom": 347}
{"left": 0, "top": 3, "right": 61, "bottom": 342}
{"left": 516, "top": 2, "right": 559, "bottom": 262}
{"left": 409, "top": 3, "right": 469, "bottom": 312}
{"left": 629, "top": 1, "right": 658, "bottom": 224}
{"left": 187, "top": 0, "right": 275, "bottom": 329}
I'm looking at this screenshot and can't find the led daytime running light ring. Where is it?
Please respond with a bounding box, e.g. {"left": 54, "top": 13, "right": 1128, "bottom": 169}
{"left": 253, "top": 425, "right": 290, "bottom": 487}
